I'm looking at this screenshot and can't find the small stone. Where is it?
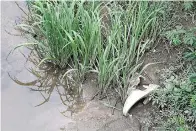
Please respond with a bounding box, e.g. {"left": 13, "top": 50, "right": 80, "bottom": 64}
{"left": 143, "top": 97, "right": 151, "bottom": 105}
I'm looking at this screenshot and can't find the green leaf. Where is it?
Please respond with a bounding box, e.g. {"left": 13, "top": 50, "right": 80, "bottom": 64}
{"left": 183, "top": 2, "right": 193, "bottom": 11}
{"left": 184, "top": 51, "right": 196, "bottom": 61}
{"left": 173, "top": 36, "right": 181, "bottom": 45}
{"left": 190, "top": 74, "right": 196, "bottom": 83}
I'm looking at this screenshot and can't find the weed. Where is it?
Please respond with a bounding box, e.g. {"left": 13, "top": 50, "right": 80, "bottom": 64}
{"left": 163, "top": 115, "right": 190, "bottom": 131}
{"left": 151, "top": 63, "right": 196, "bottom": 130}
{"left": 152, "top": 3, "right": 196, "bottom": 126}
{"left": 14, "top": 1, "right": 164, "bottom": 102}
{"left": 164, "top": 26, "right": 196, "bottom": 46}
{"left": 183, "top": 2, "right": 194, "bottom": 11}
{"left": 95, "top": 1, "right": 164, "bottom": 101}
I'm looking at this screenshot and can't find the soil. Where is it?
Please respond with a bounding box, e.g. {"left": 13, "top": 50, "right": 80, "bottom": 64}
{"left": 141, "top": 40, "right": 183, "bottom": 85}
{"left": 1, "top": 1, "right": 185, "bottom": 131}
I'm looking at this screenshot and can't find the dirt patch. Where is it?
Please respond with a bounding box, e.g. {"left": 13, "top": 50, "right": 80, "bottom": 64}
{"left": 141, "top": 40, "right": 183, "bottom": 85}
{"left": 71, "top": 101, "right": 137, "bottom": 131}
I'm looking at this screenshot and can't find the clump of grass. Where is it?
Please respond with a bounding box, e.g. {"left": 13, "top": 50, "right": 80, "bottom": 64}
{"left": 96, "top": 1, "right": 164, "bottom": 101}
{"left": 24, "top": 1, "right": 103, "bottom": 76}
{"left": 15, "top": 1, "right": 164, "bottom": 103}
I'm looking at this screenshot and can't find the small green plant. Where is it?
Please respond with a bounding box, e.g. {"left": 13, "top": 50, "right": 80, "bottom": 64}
{"left": 183, "top": 2, "right": 194, "bottom": 11}
{"left": 151, "top": 67, "right": 196, "bottom": 130}
{"left": 164, "top": 26, "right": 196, "bottom": 46}
{"left": 162, "top": 115, "right": 190, "bottom": 131}
{"left": 164, "top": 26, "right": 185, "bottom": 45}
{"left": 184, "top": 28, "right": 196, "bottom": 46}
{"left": 153, "top": 25, "right": 196, "bottom": 127}
{"left": 164, "top": 26, "right": 196, "bottom": 67}
{"left": 190, "top": 73, "right": 196, "bottom": 83}
{"left": 184, "top": 50, "right": 196, "bottom": 61}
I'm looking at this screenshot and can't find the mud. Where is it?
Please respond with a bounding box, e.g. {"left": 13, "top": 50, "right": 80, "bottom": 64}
{"left": 141, "top": 39, "right": 183, "bottom": 85}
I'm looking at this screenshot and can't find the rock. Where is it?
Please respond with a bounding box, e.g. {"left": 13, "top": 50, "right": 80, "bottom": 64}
{"left": 143, "top": 97, "right": 151, "bottom": 105}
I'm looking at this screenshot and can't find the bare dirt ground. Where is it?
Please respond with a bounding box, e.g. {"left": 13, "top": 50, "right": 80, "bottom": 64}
{"left": 141, "top": 40, "right": 183, "bottom": 85}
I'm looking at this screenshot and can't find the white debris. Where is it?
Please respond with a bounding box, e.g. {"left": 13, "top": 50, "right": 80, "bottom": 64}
{"left": 123, "top": 84, "right": 159, "bottom": 116}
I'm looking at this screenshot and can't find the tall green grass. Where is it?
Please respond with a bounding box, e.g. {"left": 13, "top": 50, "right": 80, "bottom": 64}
{"left": 25, "top": 1, "right": 102, "bottom": 74}
{"left": 18, "top": 1, "right": 164, "bottom": 102}
{"left": 96, "top": 2, "right": 164, "bottom": 101}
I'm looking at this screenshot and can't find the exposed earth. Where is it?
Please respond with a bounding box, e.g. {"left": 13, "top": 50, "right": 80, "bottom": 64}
{"left": 1, "top": 1, "right": 180, "bottom": 131}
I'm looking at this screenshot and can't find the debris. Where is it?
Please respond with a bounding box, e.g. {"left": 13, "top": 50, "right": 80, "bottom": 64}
{"left": 123, "top": 84, "right": 159, "bottom": 116}
{"left": 143, "top": 96, "right": 151, "bottom": 105}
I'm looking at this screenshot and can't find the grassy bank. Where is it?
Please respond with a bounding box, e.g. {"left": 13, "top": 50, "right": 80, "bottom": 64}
{"left": 13, "top": 1, "right": 196, "bottom": 130}
{"left": 18, "top": 1, "right": 164, "bottom": 102}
